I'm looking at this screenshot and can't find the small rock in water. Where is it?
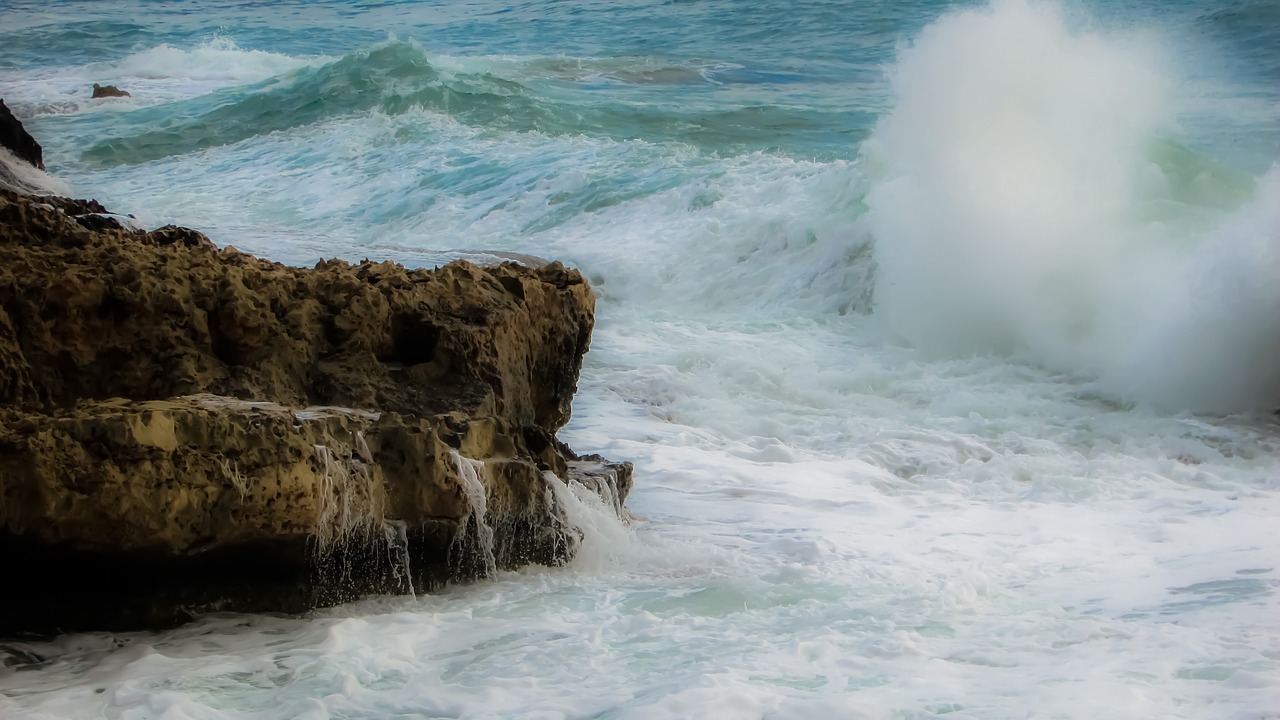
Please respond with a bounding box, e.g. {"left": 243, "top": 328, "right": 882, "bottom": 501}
{"left": 91, "top": 83, "right": 131, "bottom": 98}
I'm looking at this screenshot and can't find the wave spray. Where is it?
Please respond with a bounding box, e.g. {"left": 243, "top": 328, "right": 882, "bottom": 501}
{"left": 863, "top": 0, "right": 1280, "bottom": 412}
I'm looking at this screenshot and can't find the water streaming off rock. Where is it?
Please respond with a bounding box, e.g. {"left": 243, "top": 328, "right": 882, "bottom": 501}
{"left": 448, "top": 450, "right": 498, "bottom": 578}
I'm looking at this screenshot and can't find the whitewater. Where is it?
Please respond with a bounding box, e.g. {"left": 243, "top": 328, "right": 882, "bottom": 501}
{"left": 2, "top": 0, "right": 1278, "bottom": 717}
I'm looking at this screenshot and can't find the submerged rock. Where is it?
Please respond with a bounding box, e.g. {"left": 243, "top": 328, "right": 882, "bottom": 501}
{"left": 0, "top": 100, "right": 43, "bottom": 170}
{"left": 0, "top": 187, "right": 631, "bottom": 635}
{"left": 91, "top": 83, "right": 131, "bottom": 99}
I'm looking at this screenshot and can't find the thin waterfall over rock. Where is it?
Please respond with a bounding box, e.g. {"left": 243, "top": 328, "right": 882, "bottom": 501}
{"left": 449, "top": 450, "right": 498, "bottom": 577}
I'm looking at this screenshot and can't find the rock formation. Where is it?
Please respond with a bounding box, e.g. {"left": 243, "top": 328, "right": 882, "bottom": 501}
{"left": 0, "top": 115, "right": 631, "bottom": 635}
{"left": 0, "top": 99, "right": 43, "bottom": 170}
{"left": 91, "top": 83, "right": 131, "bottom": 99}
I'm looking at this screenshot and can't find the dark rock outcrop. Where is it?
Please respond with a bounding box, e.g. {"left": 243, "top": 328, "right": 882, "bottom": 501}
{"left": 0, "top": 100, "right": 43, "bottom": 170}
{"left": 91, "top": 83, "right": 130, "bottom": 99}
{"left": 0, "top": 185, "right": 631, "bottom": 635}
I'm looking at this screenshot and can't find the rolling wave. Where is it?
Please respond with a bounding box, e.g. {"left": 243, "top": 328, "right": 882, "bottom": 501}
{"left": 80, "top": 41, "right": 864, "bottom": 166}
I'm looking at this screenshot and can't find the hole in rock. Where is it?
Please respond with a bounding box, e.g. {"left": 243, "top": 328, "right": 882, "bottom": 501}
{"left": 386, "top": 315, "right": 440, "bottom": 366}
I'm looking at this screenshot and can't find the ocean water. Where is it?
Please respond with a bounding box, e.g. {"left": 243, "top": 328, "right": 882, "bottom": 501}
{"left": 2, "top": 0, "right": 1279, "bottom": 717}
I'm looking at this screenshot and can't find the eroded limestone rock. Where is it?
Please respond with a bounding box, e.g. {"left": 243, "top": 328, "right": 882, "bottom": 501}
{"left": 0, "top": 188, "right": 631, "bottom": 634}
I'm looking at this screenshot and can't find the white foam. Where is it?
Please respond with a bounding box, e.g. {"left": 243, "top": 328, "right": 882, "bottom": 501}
{"left": 58, "top": 106, "right": 871, "bottom": 321}
{"left": 863, "top": 0, "right": 1280, "bottom": 412}
{"left": 0, "top": 37, "right": 320, "bottom": 113}
{"left": 0, "top": 147, "right": 71, "bottom": 196}
{"left": 548, "top": 469, "right": 636, "bottom": 572}
{"left": 109, "top": 37, "right": 311, "bottom": 83}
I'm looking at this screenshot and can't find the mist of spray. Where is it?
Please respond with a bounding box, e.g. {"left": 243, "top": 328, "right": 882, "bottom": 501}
{"left": 863, "top": 0, "right": 1280, "bottom": 412}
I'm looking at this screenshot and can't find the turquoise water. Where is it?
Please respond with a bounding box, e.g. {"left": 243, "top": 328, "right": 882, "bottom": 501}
{"left": 2, "top": 1, "right": 1279, "bottom": 717}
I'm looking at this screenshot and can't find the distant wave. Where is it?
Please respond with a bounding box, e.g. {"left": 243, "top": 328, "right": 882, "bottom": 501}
{"left": 80, "top": 41, "right": 863, "bottom": 166}
{"left": 107, "top": 37, "right": 312, "bottom": 83}
{"left": 0, "top": 37, "right": 316, "bottom": 119}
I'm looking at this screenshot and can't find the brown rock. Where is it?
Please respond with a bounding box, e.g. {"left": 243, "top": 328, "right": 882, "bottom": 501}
{"left": 0, "top": 189, "right": 632, "bottom": 634}
{"left": 91, "top": 83, "right": 131, "bottom": 99}
{"left": 0, "top": 189, "right": 593, "bottom": 426}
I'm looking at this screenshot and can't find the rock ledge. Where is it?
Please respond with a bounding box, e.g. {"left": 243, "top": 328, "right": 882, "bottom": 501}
{"left": 0, "top": 183, "right": 630, "bottom": 635}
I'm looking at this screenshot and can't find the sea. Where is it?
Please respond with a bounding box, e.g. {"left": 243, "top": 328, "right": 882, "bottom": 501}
{"left": 1, "top": 0, "right": 1278, "bottom": 717}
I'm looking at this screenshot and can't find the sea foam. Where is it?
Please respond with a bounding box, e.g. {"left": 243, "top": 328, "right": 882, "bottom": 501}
{"left": 863, "top": 0, "right": 1280, "bottom": 412}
